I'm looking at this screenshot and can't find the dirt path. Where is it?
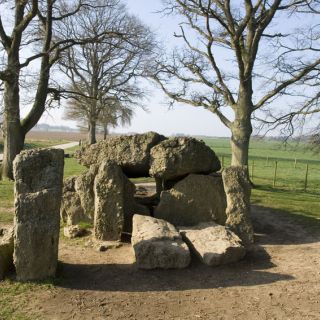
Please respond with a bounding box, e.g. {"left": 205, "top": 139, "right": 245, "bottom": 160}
{"left": 0, "top": 141, "right": 78, "bottom": 162}
{"left": 9, "top": 206, "right": 318, "bottom": 320}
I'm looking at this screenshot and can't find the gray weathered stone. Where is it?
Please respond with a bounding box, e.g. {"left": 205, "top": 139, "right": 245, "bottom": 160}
{"left": 149, "top": 137, "right": 221, "bottom": 183}
{"left": 154, "top": 174, "right": 227, "bottom": 226}
{"left": 75, "top": 165, "right": 98, "bottom": 221}
{"left": 94, "top": 161, "right": 149, "bottom": 241}
{"left": 0, "top": 227, "right": 14, "bottom": 280}
{"left": 63, "top": 225, "right": 87, "bottom": 239}
{"left": 94, "top": 161, "right": 126, "bottom": 241}
{"left": 222, "top": 166, "right": 254, "bottom": 246}
{"left": 13, "top": 149, "right": 64, "bottom": 281}
{"left": 60, "top": 191, "right": 87, "bottom": 225}
{"left": 75, "top": 132, "right": 166, "bottom": 177}
{"left": 132, "top": 215, "right": 190, "bottom": 269}
{"left": 179, "top": 222, "right": 246, "bottom": 266}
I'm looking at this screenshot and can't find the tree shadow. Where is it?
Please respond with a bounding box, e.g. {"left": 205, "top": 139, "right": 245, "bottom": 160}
{"left": 251, "top": 205, "right": 320, "bottom": 245}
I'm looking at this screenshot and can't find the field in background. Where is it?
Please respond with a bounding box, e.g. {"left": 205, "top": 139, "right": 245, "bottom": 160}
{"left": 0, "top": 133, "right": 319, "bottom": 225}
{"left": 204, "top": 137, "right": 320, "bottom": 221}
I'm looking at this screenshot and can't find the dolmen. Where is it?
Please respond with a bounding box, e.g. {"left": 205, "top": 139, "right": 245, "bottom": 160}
{"left": 62, "top": 132, "right": 254, "bottom": 269}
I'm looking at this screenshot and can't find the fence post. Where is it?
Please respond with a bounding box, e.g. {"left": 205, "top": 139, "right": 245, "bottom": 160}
{"left": 304, "top": 163, "right": 309, "bottom": 192}
{"left": 273, "top": 161, "right": 278, "bottom": 187}
{"left": 266, "top": 156, "right": 269, "bottom": 166}
{"left": 294, "top": 158, "right": 297, "bottom": 168}
{"left": 221, "top": 155, "right": 224, "bottom": 168}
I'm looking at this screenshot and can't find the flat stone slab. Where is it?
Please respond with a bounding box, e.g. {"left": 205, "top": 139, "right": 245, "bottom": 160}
{"left": 179, "top": 222, "right": 246, "bottom": 266}
{"left": 132, "top": 215, "right": 190, "bottom": 269}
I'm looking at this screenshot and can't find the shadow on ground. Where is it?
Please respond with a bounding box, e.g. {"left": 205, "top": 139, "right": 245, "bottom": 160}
{"left": 54, "top": 242, "right": 293, "bottom": 293}
{"left": 251, "top": 205, "right": 320, "bottom": 245}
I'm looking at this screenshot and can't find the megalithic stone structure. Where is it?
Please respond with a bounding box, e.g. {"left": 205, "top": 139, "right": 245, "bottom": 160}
{"left": 13, "top": 149, "right": 64, "bottom": 281}
{"left": 222, "top": 166, "right": 254, "bottom": 246}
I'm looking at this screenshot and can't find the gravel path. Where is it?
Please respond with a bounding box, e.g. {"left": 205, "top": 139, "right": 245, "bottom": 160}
{"left": 0, "top": 141, "right": 79, "bottom": 161}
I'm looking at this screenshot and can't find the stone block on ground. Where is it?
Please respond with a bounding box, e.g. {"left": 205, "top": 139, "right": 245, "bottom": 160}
{"left": 0, "top": 227, "right": 14, "bottom": 280}
{"left": 63, "top": 225, "right": 87, "bottom": 239}
{"left": 131, "top": 215, "right": 190, "bottom": 269}
{"left": 222, "top": 166, "right": 254, "bottom": 246}
{"left": 75, "top": 132, "right": 166, "bottom": 177}
{"left": 154, "top": 174, "right": 227, "bottom": 226}
{"left": 179, "top": 222, "right": 246, "bottom": 266}
{"left": 149, "top": 137, "right": 221, "bottom": 183}
{"left": 13, "top": 149, "right": 64, "bottom": 281}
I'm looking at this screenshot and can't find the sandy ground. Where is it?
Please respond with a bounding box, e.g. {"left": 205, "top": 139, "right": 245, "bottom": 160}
{"left": 8, "top": 205, "right": 318, "bottom": 320}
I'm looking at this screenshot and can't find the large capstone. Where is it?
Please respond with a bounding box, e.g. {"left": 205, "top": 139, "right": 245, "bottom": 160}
{"left": 0, "top": 227, "right": 14, "bottom": 280}
{"left": 131, "top": 215, "right": 191, "bottom": 269}
{"left": 154, "top": 174, "right": 227, "bottom": 226}
{"left": 149, "top": 137, "right": 221, "bottom": 184}
{"left": 75, "top": 132, "right": 166, "bottom": 177}
{"left": 222, "top": 166, "right": 254, "bottom": 246}
{"left": 179, "top": 222, "right": 246, "bottom": 266}
{"left": 13, "top": 149, "right": 64, "bottom": 281}
{"left": 94, "top": 161, "right": 149, "bottom": 241}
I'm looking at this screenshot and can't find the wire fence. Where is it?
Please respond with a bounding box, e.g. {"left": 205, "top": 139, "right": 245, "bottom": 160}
{"left": 218, "top": 154, "right": 320, "bottom": 193}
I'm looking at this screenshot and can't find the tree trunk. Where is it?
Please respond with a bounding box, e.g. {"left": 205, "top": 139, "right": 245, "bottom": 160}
{"left": 103, "top": 125, "right": 108, "bottom": 140}
{"left": 230, "top": 130, "right": 250, "bottom": 166}
{"left": 88, "top": 120, "right": 97, "bottom": 144}
{"left": 1, "top": 76, "right": 25, "bottom": 180}
{"left": 230, "top": 99, "right": 253, "bottom": 167}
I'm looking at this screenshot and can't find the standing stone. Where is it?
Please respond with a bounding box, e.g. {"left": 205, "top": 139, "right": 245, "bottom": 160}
{"left": 154, "top": 174, "right": 227, "bottom": 226}
{"left": 94, "top": 161, "right": 149, "bottom": 240}
{"left": 94, "top": 161, "right": 125, "bottom": 241}
{"left": 179, "top": 222, "right": 246, "bottom": 266}
{"left": 13, "top": 149, "right": 64, "bottom": 281}
{"left": 132, "top": 215, "right": 191, "bottom": 269}
{"left": 75, "top": 165, "right": 98, "bottom": 221}
{"left": 0, "top": 227, "right": 14, "bottom": 280}
{"left": 222, "top": 166, "right": 254, "bottom": 246}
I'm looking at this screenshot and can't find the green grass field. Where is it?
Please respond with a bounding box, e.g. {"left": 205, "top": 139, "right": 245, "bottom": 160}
{"left": 0, "top": 137, "right": 319, "bottom": 225}
{"left": 204, "top": 137, "right": 320, "bottom": 221}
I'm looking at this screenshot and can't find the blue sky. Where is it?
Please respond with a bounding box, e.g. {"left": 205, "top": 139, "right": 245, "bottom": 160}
{"left": 39, "top": 0, "right": 231, "bottom": 137}
{"left": 37, "top": 0, "right": 318, "bottom": 137}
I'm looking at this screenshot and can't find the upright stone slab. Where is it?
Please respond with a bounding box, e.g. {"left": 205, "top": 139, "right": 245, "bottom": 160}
{"left": 75, "top": 164, "right": 98, "bottom": 221}
{"left": 94, "top": 161, "right": 125, "bottom": 240}
{"left": 13, "top": 149, "right": 64, "bottom": 281}
{"left": 154, "top": 174, "right": 227, "bottom": 226}
{"left": 222, "top": 166, "right": 254, "bottom": 246}
{"left": 94, "top": 161, "right": 150, "bottom": 240}
{"left": 0, "top": 227, "right": 14, "bottom": 280}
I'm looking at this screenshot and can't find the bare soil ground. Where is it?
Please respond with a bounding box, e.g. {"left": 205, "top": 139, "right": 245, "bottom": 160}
{"left": 3, "top": 205, "right": 319, "bottom": 320}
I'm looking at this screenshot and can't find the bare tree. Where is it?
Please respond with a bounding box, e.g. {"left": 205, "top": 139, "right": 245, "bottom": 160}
{"left": 97, "top": 97, "right": 134, "bottom": 140}
{"left": 59, "top": 1, "right": 154, "bottom": 144}
{"left": 254, "top": 1, "right": 320, "bottom": 139}
{"left": 151, "top": 0, "right": 320, "bottom": 167}
{"left": 0, "top": 0, "right": 123, "bottom": 179}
